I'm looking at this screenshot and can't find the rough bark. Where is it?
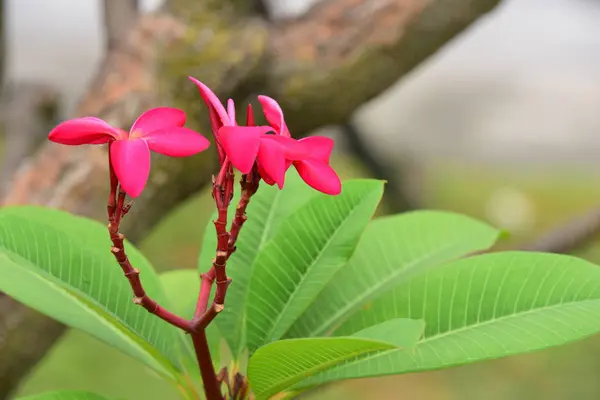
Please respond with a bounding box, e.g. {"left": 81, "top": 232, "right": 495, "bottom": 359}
{"left": 0, "top": 0, "right": 501, "bottom": 397}
{"left": 102, "top": 0, "right": 139, "bottom": 52}
{"left": 0, "top": 0, "right": 5, "bottom": 87}
{"left": 0, "top": 83, "right": 59, "bottom": 196}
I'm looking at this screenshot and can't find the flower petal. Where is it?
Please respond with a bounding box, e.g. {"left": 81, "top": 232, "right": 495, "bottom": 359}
{"left": 258, "top": 95, "right": 291, "bottom": 137}
{"left": 130, "top": 107, "right": 186, "bottom": 136}
{"left": 144, "top": 127, "right": 210, "bottom": 157}
{"left": 227, "top": 99, "right": 236, "bottom": 124}
{"left": 294, "top": 159, "right": 342, "bottom": 195}
{"left": 189, "top": 77, "right": 231, "bottom": 127}
{"left": 48, "top": 117, "right": 120, "bottom": 145}
{"left": 110, "top": 139, "right": 151, "bottom": 198}
{"left": 298, "top": 136, "right": 334, "bottom": 162}
{"left": 208, "top": 104, "right": 226, "bottom": 162}
{"left": 257, "top": 139, "right": 287, "bottom": 189}
{"left": 258, "top": 163, "right": 276, "bottom": 186}
{"left": 218, "top": 126, "right": 270, "bottom": 174}
{"left": 264, "top": 135, "right": 309, "bottom": 160}
{"left": 246, "top": 104, "right": 255, "bottom": 127}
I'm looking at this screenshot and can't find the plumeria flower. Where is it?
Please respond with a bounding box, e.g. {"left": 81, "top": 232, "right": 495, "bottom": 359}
{"left": 189, "top": 77, "right": 306, "bottom": 188}
{"left": 256, "top": 96, "right": 342, "bottom": 196}
{"left": 48, "top": 107, "right": 210, "bottom": 197}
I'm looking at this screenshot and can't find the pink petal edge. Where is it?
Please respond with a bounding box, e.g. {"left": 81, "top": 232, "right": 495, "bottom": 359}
{"left": 258, "top": 162, "right": 277, "bottom": 186}
{"left": 48, "top": 117, "right": 121, "bottom": 145}
{"left": 297, "top": 136, "right": 334, "bottom": 162}
{"left": 218, "top": 126, "right": 269, "bottom": 174}
{"left": 110, "top": 139, "right": 151, "bottom": 198}
{"left": 294, "top": 159, "right": 342, "bottom": 195}
{"left": 246, "top": 104, "right": 255, "bottom": 127}
{"left": 227, "top": 99, "right": 236, "bottom": 125}
{"left": 130, "top": 107, "right": 186, "bottom": 136}
{"left": 264, "top": 135, "right": 309, "bottom": 161}
{"left": 257, "top": 139, "right": 287, "bottom": 189}
{"left": 257, "top": 95, "right": 291, "bottom": 137}
{"left": 144, "top": 127, "right": 210, "bottom": 157}
{"left": 188, "top": 77, "right": 231, "bottom": 127}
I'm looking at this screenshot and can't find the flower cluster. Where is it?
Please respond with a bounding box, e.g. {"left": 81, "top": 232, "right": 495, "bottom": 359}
{"left": 48, "top": 78, "right": 341, "bottom": 197}
{"left": 47, "top": 78, "right": 342, "bottom": 399}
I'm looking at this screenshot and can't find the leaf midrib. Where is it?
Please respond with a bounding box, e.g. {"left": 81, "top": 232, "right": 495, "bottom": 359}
{"left": 253, "top": 339, "right": 395, "bottom": 398}
{"left": 0, "top": 250, "right": 177, "bottom": 378}
{"left": 0, "top": 238, "right": 170, "bottom": 346}
{"left": 258, "top": 190, "right": 282, "bottom": 250}
{"left": 307, "top": 296, "right": 600, "bottom": 384}
{"left": 311, "top": 239, "right": 481, "bottom": 337}
{"left": 265, "top": 192, "right": 377, "bottom": 343}
{"left": 231, "top": 189, "right": 284, "bottom": 355}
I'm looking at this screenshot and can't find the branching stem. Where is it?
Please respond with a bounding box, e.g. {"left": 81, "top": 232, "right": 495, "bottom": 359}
{"left": 106, "top": 144, "right": 260, "bottom": 399}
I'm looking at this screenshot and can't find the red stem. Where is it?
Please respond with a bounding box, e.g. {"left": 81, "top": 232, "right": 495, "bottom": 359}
{"left": 105, "top": 146, "right": 259, "bottom": 399}
{"left": 105, "top": 147, "right": 193, "bottom": 332}
{"left": 193, "top": 159, "right": 234, "bottom": 328}
{"left": 108, "top": 224, "right": 194, "bottom": 331}
{"left": 191, "top": 331, "right": 223, "bottom": 400}
{"left": 227, "top": 169, "right": 259, "bottom": 257}
{"left": 107, "top": 147, "right": 117, "bottom": 222}
{"left": 188, "top": 158, "right": 235, "bottom": 399}
{"left": 194, "top": 268, "right": 216, "bottom": 319}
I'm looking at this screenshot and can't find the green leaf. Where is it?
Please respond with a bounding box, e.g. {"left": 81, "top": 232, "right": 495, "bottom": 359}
{"left": 0, "top": 206, "right": 182, "bottom": 378}
{"left": 17, "top": 391, "right": 118, "bottom": 400}
{"left": 159, "top": 269, "right": 222, "bottom": 369}
{"left": 248, "top": 318, "right": 423, "bottom": 399}
{"left": 246, "top": 180, "right": 384, "bottom": 352}
{"left": 287, "top": 211, "right": 500, "bottom": 338}
{"left": 351, "top": 318, "right": 425, "bottom": 347}
{"left": 198, "top": 170, "right": 318, "bottom": 355}
{"left": 160, "top": 269, "right": 198, "bottom": 317}
{"left": 300, "top": 251, "right": 600, "bottom": 386}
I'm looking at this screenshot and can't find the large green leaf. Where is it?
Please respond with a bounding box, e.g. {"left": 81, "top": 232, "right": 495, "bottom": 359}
{"left": 248, "top": 318, "right": 424, "bottom": 399}
{"left": 17, "top": 391, "right": 118, "bottom": 400}
{"left": 198, "top": 170, "right": 317, "bottom": 355}
{"left": 0, "top": 206, "right": 182, "bottom": 378}
{"left": 246, "top": 180, "right": 384, "bottom": 352}
{"left": 300, "top": 251, "right": 600, "bottom": 386}
{"left": 287, "top": 211, "right": 500, "bottom": 338}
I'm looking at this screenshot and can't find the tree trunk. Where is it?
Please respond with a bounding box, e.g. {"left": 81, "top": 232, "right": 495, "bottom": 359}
{"left": 0, "top": 0, "right": 5, "bottom": 87}
{"left": 101, "top": 0, "right": 139, "bottom": 52}
{"left": 0, "top": 0, "right": 501, "bottom": 397}
{"left": 0, "top": 84, "right": 59, "bottom": 196}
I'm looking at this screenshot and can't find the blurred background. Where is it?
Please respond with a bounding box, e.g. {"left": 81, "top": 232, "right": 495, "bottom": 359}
{"left": 3, "top": 0, "right": 600, "bottom": 399}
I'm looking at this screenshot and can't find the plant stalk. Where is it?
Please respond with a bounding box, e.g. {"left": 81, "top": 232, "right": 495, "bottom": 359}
{"left": 106, "top": 145, "right": 193, "bottom": 331}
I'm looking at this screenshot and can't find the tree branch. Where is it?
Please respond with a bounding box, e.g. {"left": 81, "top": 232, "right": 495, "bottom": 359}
{"left": 340, "top": 121, "right": 417, "bottom": 213}
{"left": 0, "top": 0, "right": 5, "bottom": 87}
{"left": 0, "top": 0, "right": 501, "bottom": 396}
{"left": 519, "top": 205, "right": 600, "bottom": 254}
{"left": 101, "top": 0, "right": 139, "bottom": 52}
{"left": 0, "top": 83, "right": 59, "bottom": 197}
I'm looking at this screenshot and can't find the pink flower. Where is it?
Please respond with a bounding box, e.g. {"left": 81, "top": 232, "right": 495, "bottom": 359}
{"left": 188, "top": 77, "right": 341, "bottom": 195}
{"left": 48, "top": 107, "right": 210, "bottom": 198}
{"left": 189, "top": 77, "right": 306, "bottom": 188}
{"left": 189, "top": 77, "right": 232, "bottom": 163}
{"left": 257, "top": 96, "right": 342, "bottom": 196}
{"left": 218, "top": 106, "right": 307, "bottom": 189}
